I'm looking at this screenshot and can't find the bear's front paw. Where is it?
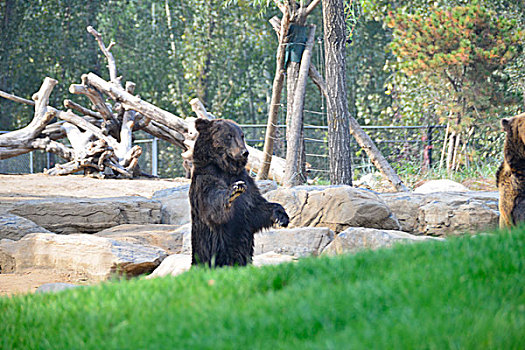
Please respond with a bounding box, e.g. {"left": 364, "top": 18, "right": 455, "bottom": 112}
{"left": 228, "top": 181, "right": 247, "bottom": 206}
{"left": 272, "top": 204, "right": 289, "bottom": 227}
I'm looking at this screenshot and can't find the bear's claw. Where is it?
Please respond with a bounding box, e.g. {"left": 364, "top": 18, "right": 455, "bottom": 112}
{"left": 228, "top": 181, "right": 247, "bottom": 206}
{"left": 272, "top": 204, "right": 290, "bottom": 227}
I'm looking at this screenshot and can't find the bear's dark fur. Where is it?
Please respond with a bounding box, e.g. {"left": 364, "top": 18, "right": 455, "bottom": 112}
{"left": 496, "top": 114, "right": 525, "bottom": 228}
{"left": 189, "top": 118, "right": 289, "bottom": 267}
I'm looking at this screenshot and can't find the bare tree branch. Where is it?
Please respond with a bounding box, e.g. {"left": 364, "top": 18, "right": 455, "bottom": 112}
{"left": 87, "top": 26, "right": 120, "bottom": 85}
{"left": 0, "top": 90, "right": 35, "bottom": 106}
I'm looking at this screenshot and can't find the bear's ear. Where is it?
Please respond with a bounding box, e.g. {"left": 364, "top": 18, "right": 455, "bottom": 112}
{"left": 195, "top": 118, "right": 211, "bottom": 133}
{"left": 501, "top": 118, "right": 512, "bottom": 132}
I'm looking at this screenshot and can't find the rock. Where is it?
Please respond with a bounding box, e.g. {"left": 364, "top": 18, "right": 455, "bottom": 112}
{"left": 0, "top": 233, "right": 167, "bottom": 282}
{"left": 265, "top": 186, "right": 401, "bottom": 233}
{"left": 95, "top": 224, "right": 184, "bottom": 254}
{"left": 0, "top": 248, "right": 15, "bottom": 273}
{"left": 146, "top": 251, "right": 296, "bottom": 279}
{"left": 322, "top": 227, "right": 442, "bottom": 255}
{"left": 414, "top": 179, "right": 469, "bottom": 193}
{"left": 177, "top": 224, "right": 192, "bottom": 254}
{"left": 35, "top": 282, "right": 79, "bottom": 294}
{"left": 380, "top": 193, "right": 425, "bottom": 232}
{"left": 380, "top": 191, "right": 499, "bottom": 236}
{"left": 254, "top": 227, "right": 334, "bottom": 257}
{"left": 256, "top": 180, "right": 278, "bottom": 194}
{"left": 152, "top": 185, "right": 191, "bottom": 225}
{"left": 253, "top": 251, "right": 295, "bottom": 266}
{"left": 417, "top": 193, "right": 499, "bottom": 236}
{"left": 354, "top": 172, "right": 383, "bottom": 190}
{"left": 0, "top": 213, "right": 53, "bottom": 240}
{"left": 8, "top": 197, "right": 161, "bottom": 234}
{"left": 146, "top": 254, "right": 192, "bottom": 278}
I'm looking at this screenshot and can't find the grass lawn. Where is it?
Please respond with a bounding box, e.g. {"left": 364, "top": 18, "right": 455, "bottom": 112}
{"left": 1, "top": 228, "right": 524, "bottom": 349}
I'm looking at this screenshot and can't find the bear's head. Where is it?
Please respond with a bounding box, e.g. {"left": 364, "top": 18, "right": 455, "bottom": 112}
{"left": 192, "top": 118, "right": 249, "bottom": 174}
{"left": 502, "top": 114, "right": 525, "bottom": 165}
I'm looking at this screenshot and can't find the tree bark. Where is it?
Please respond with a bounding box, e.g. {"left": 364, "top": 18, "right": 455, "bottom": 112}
{"left": 323, "top": 0, "right": 408, "bottom": 191}
{"left": 256, "top": 11, "right": 291, "bottom": 181}
{"left": 0, "top": 78, "right": 59, "bottom": 159}
{"left": 284, "top": 25, "right": 316, "bottom": 187}
{"left": 322, "top": 0, "right": 353, "bottom": 185}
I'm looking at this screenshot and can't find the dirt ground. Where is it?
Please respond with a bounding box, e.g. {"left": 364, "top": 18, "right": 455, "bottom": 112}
{"left": 0, "top": 173, "right": 189, "bottom": 297}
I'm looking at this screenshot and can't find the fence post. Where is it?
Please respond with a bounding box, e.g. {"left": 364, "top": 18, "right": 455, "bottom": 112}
{"left": 427, "top": 125, "right": 434, "bottom": 169}
{"left": 152, "top": 137, "right": 158, "bottom": 177}
{"left": 29, "top": 151, "right": 34, "bottom": 174}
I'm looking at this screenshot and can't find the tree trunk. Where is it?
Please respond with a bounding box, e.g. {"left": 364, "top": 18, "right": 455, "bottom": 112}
{"left": 322, "top": 0, "right": 353, "bottom": 185}
{"left": 324, "top": 0, "right": 408, "bottom": 191}
{"left": 256, "top": 12, "right": 291, "bottom": 181}
{"left": 284, "top": 25, "right": 316, "bottom": 187}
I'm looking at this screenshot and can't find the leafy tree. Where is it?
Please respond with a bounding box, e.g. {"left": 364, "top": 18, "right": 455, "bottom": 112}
{"left": 387, "top": 1, "right": 524, "bottom": 169}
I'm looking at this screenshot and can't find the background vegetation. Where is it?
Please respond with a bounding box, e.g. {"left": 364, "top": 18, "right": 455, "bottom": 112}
{"left": 0, "top": 0, "right": 524, "bottom": 179}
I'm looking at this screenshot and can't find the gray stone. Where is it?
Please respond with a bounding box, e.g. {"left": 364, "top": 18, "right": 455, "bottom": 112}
{"left": 265, "top": 186, "right": 401, "bottom": 233}
{"left": 414, "top": 179, "right": 469, "bottom": 193}
{"left": 322, "top": 227, "right": 442, "bottom": 255}
{"left": 256, "top": 180, "right": 278, "bottom": 194}
{"left": 0, "top": 248, "right": 15, "bottom": 273}
{"left": 35, "top": 282, "right": 79, "bottom": 294}
{"left": 152, "top": 185, "right": 191, "bottom": 225}
{"left": 8, "top": 197, "right": 162, "bottom": 234}
{"left": 146, "top": 254, "right": 192, "bottom": 278}
{"left": 380, "top": 193, "right": 425, "bottom": 232}
{"left": 381, "top": 191, "right": 499, "bottom": 236}
{"left": 0, "top": 233, "right": 167, "bottom": 282}
{"left": 0, "top": 213, "right": 53, "bottom": 240}
{"left": 254, "top": 227, "right": 334, "bottom": 257}
{"left": 253, "top": 251, "right": 295, "bottom": 266}
{"left": 95, "top": 224, "right": 184, "bottom": 254}
{"left": 177, "top": 224, "right": 192, "bottom": 254}
{"left": 417, "top": 194, "right": 499, "bottom": 236}
{"left": 147, "top": 251, "right": 296, "bottom": 279}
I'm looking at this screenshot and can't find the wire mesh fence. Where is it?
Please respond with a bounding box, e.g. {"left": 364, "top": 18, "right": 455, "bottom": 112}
{"left": 0, "top": 125, "right": 446, "bottom": 180}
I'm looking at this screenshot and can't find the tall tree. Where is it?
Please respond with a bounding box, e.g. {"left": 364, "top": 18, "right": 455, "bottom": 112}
{"left": 388, "top": 1, "right": 524, "bottom": 170}
{"left": 323, "top": 0, "right": 353, "bottom": 185}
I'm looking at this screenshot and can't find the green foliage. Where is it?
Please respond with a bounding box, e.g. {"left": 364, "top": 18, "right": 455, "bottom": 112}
{"left": 0, "top": 1, "right": 278, "bottom": 131}
{"left": 388, "top": 2, "right": 524, "bottom": 129}
{"left": 2, "top": 228, "right": 525, "bottom": 348}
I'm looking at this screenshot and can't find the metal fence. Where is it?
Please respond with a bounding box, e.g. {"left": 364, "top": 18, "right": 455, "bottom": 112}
{"left": 241, "top": 124, "right": 447, "bottom": 180}
{"left": 0, "top": 125, "right": 446, "bottom": 180}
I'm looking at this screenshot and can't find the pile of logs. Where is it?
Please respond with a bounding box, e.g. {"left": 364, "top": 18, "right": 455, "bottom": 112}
{"left": 0, "top": 27, "right": 285, "bottom": 181}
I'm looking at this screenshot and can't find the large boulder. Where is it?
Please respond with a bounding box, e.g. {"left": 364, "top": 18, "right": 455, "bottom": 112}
{"left": 7, "top": 197, "right": 162, "bottom": 234}
{"left": 0, "top": 233, "right": 167, "bottom": 281}
{"left": 95, "top": 224, "right": 184, "bottom": 254}
{"left": 147, "top": 251, "right": 296, "bottom": 278}
{"left": 0, "top": 213, "right": 53, "bottom": 240}
{"left": 265, "top": 186, "right": 401, "bottom": 233}
{"left": 146, "top": 254, "right": 192, "bottom": 278}
{"left": 381, "top": 191, "right": 499, "bottom": 236}
{"left": 152, "top": 185, "right": 191, "bottom": 225}
{"left": 414, "top": 179, "right": 469, "bottom": 193}
{"left": 254, "top": 227, "right": 334, "bottom": 257}
{"left": 322, "top": 227, "right": 442, "bottom": 255}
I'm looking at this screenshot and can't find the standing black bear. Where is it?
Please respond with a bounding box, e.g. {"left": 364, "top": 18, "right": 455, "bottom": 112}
{"left": 497, "top": 114, "right": 525, "bottom": 228}
{"left": 189, "top": 118, "right": 289, "bottom": 267}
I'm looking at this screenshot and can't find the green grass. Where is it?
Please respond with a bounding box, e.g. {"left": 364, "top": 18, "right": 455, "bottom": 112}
{"left": 1, "top": 229, "right": 525, "bottom": 350}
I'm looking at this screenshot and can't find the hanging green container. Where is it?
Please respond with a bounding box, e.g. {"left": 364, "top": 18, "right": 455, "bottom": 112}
{"left": 285, "top": 24, "right": 309, "bottom": 68}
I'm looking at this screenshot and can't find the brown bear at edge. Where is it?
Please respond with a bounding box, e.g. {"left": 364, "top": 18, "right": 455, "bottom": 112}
{"left": 496, "top": 114, "right": 525, "bottom": 228}
{"left": 189, "top": 118, "right": 290, "bottom": 267}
